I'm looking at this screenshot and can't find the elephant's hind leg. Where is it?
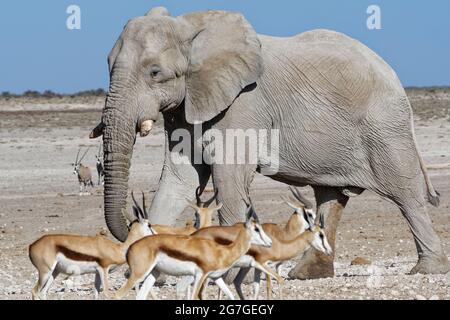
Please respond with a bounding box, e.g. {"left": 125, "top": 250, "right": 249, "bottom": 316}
{"left": 401, "top": 201, "right": 450, "bottom": 274}
{"left": 289, "top": 187, "right": 348, "bottom": 280}
{"left": 369, "top": 137, "right": 449, "bottom": 274}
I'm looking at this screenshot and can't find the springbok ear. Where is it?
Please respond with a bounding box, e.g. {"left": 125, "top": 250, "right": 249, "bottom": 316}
{"left": 185, "top": 198, "right": 199, "bottom": 210}
{"left": 319, "top": 212, "right": 325, "bottom": 229}
{"left": 210, "top": 203, "right": 223, "bottom": 212}
{"left": 177, "top": 11, "right": 263, "bottom": 124}
{"left": 303, "top": 210, "right": 314, "bottom": 230}
{"left": 282, "top": 196, "right": 303, "bottom": 212}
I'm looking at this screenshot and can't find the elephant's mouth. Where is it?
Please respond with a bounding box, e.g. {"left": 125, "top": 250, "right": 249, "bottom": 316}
{"left": 90, "top": 119, "right": 154, "bottom": 139}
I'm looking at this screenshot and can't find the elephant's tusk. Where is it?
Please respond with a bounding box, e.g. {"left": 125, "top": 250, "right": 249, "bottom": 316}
{"left": 140, "top": 120, "right": 154, "bottom": 137}
{"left": 89, "top": 122, "right": 105, "bottom": 139}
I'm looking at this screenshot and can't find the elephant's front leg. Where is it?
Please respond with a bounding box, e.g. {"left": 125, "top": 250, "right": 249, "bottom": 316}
{"left": 149, "top": 155, "right": 211, "bottom": 224}
{"left": 211, "top": 163, "right": 257, "bottom": 225}
{"left": 148, "top": 120, "right": 211, "bottom": 224}
{"left": 288, "top": 186, "right": 349, "bottom": 279}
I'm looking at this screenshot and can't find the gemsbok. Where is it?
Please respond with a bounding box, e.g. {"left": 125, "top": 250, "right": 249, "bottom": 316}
{"left": 29, "top": 192, "right": 152, "bottom": 300}
{"left": 95, "top": 144, "right": 104, "bottom": 186}
{"left": 72, "top": 146, "right": 94, "bottom": 195}
{"left": 113, "top": 205, "right": 272, "bottom": 300}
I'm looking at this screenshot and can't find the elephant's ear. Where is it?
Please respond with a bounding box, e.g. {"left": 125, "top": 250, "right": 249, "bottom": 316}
{"left": 178, "top": 11, "right": 264, "bottom": 124}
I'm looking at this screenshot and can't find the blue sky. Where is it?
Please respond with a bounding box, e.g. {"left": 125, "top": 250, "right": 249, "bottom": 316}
{"left": 1, "top": 0, "right": 449, "bottom": 93}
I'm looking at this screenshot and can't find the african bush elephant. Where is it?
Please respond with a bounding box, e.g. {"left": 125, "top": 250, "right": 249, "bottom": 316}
{"left": 90, "top": 7, "right": 450, "bottom": 277}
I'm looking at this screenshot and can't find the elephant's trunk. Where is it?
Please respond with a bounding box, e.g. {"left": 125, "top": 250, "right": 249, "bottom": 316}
{"left": 102, "top": 92, "right": 136, "bottom": 242}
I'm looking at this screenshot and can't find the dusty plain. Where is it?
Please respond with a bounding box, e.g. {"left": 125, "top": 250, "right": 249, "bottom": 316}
{"left": 0, "top": 88, "right": 449, "bottom": 300}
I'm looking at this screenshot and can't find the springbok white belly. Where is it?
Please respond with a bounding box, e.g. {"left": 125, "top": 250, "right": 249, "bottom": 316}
{"left": 232, "top": 255, "right": 256, "bottom": 268}
{"left": 55, "top": 253, "right": 99, "bottom": 275}
{"left": 208, "top": 268, "right": 232, "bottom": 279}
{"left": 154, "top": 253, "right": 200, "bottom": 276}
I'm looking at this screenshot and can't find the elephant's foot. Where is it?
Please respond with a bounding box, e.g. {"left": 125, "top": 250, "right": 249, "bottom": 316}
{"left": 288, "top": 250, "right": 334, "bottom": 280}
{"left": 409, "top": 254, "right": 450, "bottom": 275}
{"left": 155, "top": 273, "right": 167, "bottom": 286}
{"left": 223, "top": 268, "right": 248, "bottom": 284}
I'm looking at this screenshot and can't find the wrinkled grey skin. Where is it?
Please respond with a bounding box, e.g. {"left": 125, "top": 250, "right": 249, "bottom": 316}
{"left": 91, "top": 7, "right": 450, "bottom": 277}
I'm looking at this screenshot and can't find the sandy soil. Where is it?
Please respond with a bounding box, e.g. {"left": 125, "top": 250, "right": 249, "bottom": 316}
{"left": 0, "top": 89, "right": 449, "bottom": 300}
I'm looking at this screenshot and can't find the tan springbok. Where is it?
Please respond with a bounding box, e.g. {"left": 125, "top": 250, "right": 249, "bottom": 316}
{"left": 29, "top": 192, "right": 152, "bottom": 300}
{"left": 113, "top": 205, "right": 272, "bottom": 300}
{"left": 192, "top": 187, "right": 330, "bottom": 300}
{"left": 140, "top": 187, "right": 220, "bottom": 299}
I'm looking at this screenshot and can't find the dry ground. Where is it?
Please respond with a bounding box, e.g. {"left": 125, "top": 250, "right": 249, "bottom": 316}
{"left": 0, "top": 88, "right": 449, "bottom": 300}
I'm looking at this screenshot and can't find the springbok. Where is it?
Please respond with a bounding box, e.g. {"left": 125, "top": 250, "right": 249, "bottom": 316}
{"left": 182, "top": 187, "right": 313, "bottom": 299}
{"left": 132, "top": 187, "right": 219, "bottom": 299}
{"left": 236, "top": 211, "right": 331, "bottom": 300}
{"left": 95, "top": 144, "right": 104, "bottom": 186}
{"left": 150, "top": 187, "right": 219, "bottom": 236}
{"left": 113, "top": 205, "right": 272, "bottom": 300}
{"left": 29, "top": 192, "right": 152, "bottom": 300}
{"left": 192, "top": 187, "right": 331, "bottom": 300}
{"left": 72, "top": 147, "right": 94, "bottom": 195}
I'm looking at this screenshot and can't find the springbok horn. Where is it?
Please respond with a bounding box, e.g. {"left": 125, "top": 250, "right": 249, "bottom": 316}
{"left": 89, "top": 122, "right": 105, "bottom": 139}
{"left": 141, "top": 191, "right": 149, "bottom": 220}
{"left": 131, "top": 191, "right": 144, "bottom": 219}
{"left": 245, "top": 204, "right": 253, "bottom": 222}
{"left": 195, "top": 186, "right": 202, "bottom": 207}
{"left": 247, "top": 198, "right": 260, "bottom": 223}
{"left": 204, "top": 188, "right": 218, "bottom": 207}
{"left": 282, "top": 196, "right": 304, "bottom": 211}
{"left": 289, "top": 186, "right": 314, "bottom": 209}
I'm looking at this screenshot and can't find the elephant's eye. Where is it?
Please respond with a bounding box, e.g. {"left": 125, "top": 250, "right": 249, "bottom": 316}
{"left": 149, "top": 65, "right": 161, "bottom": 78}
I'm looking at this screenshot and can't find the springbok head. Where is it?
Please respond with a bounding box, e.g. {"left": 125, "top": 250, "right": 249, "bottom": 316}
{"left": 186, "top": 187, "right": 222, "bottom": 229}
{"left": 283, "top": 186, "right": 316, "bottom": 232}
{"left": 309, "top": 211, "right": 332, "bottom": 255}
{"left": 128, "top": 191, "right": 152, "bottom": 238}
{"left": 244, "top": 201, "right": 272, "bottom": 248}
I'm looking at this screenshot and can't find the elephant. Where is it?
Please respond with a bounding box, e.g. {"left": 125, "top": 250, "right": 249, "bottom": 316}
{"left": 90, "top": 6, "right": 450, "bottom": 278}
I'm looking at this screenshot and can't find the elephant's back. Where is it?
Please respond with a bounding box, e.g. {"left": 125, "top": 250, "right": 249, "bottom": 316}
{"left": 258, "top": 29, "right": 400, "bottom": 83}
{"left": 258, "top": 30, "right": 407, "bottom": 119}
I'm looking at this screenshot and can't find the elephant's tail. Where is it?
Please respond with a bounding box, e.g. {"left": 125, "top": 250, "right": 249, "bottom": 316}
{"left": 410, "top": 105, "right": 440, "bottom": 207}
{"left": 416, "top": 145, "right": 440, "bottom": 207}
